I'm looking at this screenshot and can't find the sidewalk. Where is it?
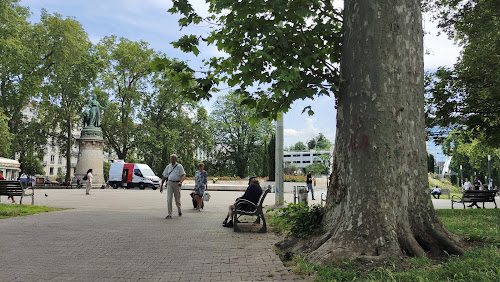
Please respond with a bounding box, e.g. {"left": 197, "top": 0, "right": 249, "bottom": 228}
{"left": 0, "top": 188, "right": 307, "bottom": 281}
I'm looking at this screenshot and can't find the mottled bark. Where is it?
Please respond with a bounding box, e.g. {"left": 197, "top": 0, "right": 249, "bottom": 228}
{"left": 278, "top": 0, "right": 464, "bottom": 264}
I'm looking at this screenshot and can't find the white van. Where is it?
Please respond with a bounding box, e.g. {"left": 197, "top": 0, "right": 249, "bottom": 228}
{"left": 108, "top": 161, "right": 160, "bottom": 190}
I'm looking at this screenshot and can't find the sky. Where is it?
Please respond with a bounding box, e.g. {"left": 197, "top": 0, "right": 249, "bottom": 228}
{"left": 19, "top": 0, "right": 462, "bottom": 147}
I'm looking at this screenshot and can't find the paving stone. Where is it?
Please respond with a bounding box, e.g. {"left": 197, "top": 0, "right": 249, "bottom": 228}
{"left": 0, "top": 189, "right": 307, "bottom": 281}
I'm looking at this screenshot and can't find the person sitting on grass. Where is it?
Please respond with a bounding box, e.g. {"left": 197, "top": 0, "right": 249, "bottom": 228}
{"left": 222, "top": 177, "right": 263, "bottom": 228}
{"left": 431, "top": 186, "right": 441, "bottom": 199}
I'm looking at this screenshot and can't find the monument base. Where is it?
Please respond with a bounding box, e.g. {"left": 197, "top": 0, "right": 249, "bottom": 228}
{"left": 74, "top": 127, "right": 105, "bottom": 188}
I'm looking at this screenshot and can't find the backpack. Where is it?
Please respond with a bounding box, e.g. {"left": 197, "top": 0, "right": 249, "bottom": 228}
{"left": 83, "top": 175, "right": 88, "bottom": 181}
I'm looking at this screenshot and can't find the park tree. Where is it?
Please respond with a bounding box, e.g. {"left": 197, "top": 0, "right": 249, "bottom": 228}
{"left": 314, "top": 133, "right": 332, "bottom": 150}
{"left": 425, "top": 0, "right": 500, "bottom": 146}
{"left": 98, "top": 36, "right": 156, "bottom": 160}
{"left": 168, "top": 0, "right": 465, "bottom": 262}
{"left": 442, "top": 132, "right": 500, "bottom": 184}
{"left": 0, "top": 0, "right": 47, "bottom": 158}
{"left": 134, "top": 66, "right": 209, "bottom": 176}
{"left": 37, "top": 11, "right": 104, "bottom": 182}
{"left": 290, "top": 141, "right": 306, "bottom": 152}
{"left": 0, "top": 110, "right": 13, "bottom": 156}
{"left": 208, "top": 92, "right": 273, "bottom": 178}
{"left": 427, "top": 154, "right": 435, "bottom": 173}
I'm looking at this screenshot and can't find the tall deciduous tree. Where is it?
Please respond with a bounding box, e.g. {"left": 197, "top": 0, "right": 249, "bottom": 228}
{"left": 0, "top": 110, "right": 13, "bottom": 156}
{"left": 425, "top": 0, "right": 500, "bottom": 146}
{"left": 38, "top": 11, "right": 103, "bottom": 182}
{"left": 134, "top": 67, "right": 209, "bottom": 176}
{"left": 98, "top": 36, "right": 155, "bottom": 160}
{"left": 169, "top": 0, "right": 464, "bottom": 262}
{"left": 0, "top": 0, "right": 46, "bottom": 158}
{"left": 209, "top": 92, "right": 273, "bottom": 178}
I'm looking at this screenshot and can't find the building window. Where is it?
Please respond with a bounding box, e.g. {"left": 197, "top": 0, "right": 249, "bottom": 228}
{"left": 50, "top": 155, "right": 55, "bottom": 164}
{"left": 303, "top": 161, "right": 311, "bottom": 163}
{"left": 58, "top": 156, "right": 63, "bottom": 164}
{"left": 284, "top": 154, "right": 291, "bottom": 157}
{"left": 49, "top": 167, "right": 54, "bottom": 175}
{"left": 57, "top": 167, "right": 62, "bottom": 174}
{"left": 302, "top": 154, "right": 310, "bottom": 156}
{"left": 293, "top": 154, "right": 300, "bottom": 157}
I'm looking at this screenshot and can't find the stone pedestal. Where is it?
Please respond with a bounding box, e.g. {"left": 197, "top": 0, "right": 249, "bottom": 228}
{"left": 74, "top": 127, "right": 105, "bottom": 188}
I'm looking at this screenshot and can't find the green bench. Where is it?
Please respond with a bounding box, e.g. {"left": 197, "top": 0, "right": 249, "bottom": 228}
{"left": 0, "top": 181, "right": 35, "bottom": 205}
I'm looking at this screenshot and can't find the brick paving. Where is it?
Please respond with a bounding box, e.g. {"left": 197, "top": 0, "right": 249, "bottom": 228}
{"left": 0, "top": 189, "right": 308, "bottom": 281}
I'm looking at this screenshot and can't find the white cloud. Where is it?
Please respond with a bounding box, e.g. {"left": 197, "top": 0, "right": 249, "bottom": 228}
{"left": 284, "top": 128, "right": 302, "bottom": 137}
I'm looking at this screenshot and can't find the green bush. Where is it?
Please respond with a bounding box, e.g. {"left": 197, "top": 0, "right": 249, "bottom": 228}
{"left": 268, "top": 203, "right": 323, "bottom": 238}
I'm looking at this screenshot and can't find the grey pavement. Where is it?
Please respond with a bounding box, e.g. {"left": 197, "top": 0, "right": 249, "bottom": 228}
{"left": 1, "top": 188, "right": 497, "bottom": 282}
{"left": 0, "top": 188, "right": 308, "bottom": 282}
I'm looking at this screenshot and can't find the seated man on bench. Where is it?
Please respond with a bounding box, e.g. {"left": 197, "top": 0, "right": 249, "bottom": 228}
{"left": 222, "top": 177, "right": 262, "bottom": 228}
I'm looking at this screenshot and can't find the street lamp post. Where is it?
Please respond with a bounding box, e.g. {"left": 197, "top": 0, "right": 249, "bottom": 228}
{"left": 460, "top": 164, "right": 463, "bottom": 188}
{"left": 488, "top": 155, "right": 492, "bottom": 190}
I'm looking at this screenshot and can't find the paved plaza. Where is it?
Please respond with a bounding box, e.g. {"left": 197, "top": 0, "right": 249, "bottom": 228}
{"left": 0, "top": 187, "right": 498, "bottom": 281}
{"left": 0, "top": 188, "right": 307, "bottom": 282}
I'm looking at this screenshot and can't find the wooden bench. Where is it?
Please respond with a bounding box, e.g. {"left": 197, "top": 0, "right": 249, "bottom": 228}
{"left": 233, "top": 185, "right": 271, "bottom": 233}
{"left": 451, "top": 190, "right": 497, "bottom": 209}
{"left": 0, "top": 181, "right": 35, "bottom": 205}
{"left": 440, "top": 188, "right": 450, "bottom": 199}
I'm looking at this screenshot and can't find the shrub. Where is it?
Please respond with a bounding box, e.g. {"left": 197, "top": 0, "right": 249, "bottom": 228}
{"left": 284, "top": 174, "right": 306, "bottom": 182}
{"left": 268, "top": 203, "right": 324, "bottom": 238}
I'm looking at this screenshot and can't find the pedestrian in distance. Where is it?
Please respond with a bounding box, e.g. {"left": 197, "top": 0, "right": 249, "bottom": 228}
{"left": 160, "top": 154, "right": 186, "bottom": 218}
{"left": 85, "top": 169, "right": 93, "bottom": 195}
{"left": 462, "top": 178, "right": 472, "bottom": 192}
{"left": 306, "top": 170, "right": 315, "bottom": 200}
{"left": 193, "top": 163, "right": 207, "bottom": 211}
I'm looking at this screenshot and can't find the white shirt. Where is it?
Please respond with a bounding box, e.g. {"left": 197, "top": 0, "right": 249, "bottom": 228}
{"left": 162, "top": 163, "right": 185, "bottom": 181}
{"left": 87, "top": 172, "right": 93, "bottom": 184}
{"left": 462, "top": 181, "right": 472, "bottom": 190}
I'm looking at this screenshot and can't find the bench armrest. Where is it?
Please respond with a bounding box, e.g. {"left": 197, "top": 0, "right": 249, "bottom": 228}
{"left": 234, "top": 199, "right": 257, "bottom": 209}
{"left": 451, "top": 195, "right": 462, "bottom": 202}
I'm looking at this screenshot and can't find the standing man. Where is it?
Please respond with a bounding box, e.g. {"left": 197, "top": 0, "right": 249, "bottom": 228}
{"left": 160, "top": 154, "right": 186, "bottom": 218}
{"left": 462, "top": 178, "right": 472, "bottom": 192}
{"left": 306, "top": 170, "right": 315, "bottom": 200}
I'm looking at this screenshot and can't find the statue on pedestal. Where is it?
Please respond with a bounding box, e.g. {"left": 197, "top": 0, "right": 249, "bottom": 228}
{"left": 82, "top": 94, "right": 107, "bottom": 128}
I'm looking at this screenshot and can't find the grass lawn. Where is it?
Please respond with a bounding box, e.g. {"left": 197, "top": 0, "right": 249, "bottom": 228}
{"left": 275, "top": 209, "right": 500, "bottom": 281}
{"left": 0, "top": 203, "right": 65, "bottom": 219}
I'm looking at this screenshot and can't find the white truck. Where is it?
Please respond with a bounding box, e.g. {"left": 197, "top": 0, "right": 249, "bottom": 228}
{"left": 108, "top": 161, "right": 160, "bottom": 190}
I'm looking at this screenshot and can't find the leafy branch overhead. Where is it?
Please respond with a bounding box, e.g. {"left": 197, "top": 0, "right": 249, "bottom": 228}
{"left": 166, "top": 0, "right": 343, "bottom": 119}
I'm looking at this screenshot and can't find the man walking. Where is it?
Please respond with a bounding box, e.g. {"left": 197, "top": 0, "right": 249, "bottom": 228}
{"left": 160, "top": 154, "right": 186, "bottom": 218}
{"left": 306, "top": 170, "right": 315, "bottom": 200}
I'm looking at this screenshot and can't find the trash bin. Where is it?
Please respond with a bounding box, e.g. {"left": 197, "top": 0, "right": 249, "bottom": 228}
{"left": 296, "top": 186, "right": 308, "bottom": 205}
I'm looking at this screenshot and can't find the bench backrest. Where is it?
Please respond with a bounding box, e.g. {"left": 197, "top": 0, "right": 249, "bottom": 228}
{"left": 462, "top": 190, "right": 497, "bottom": 202}
{"left": 441, "top": 188, "right": 450, "bottom": 195}
{"left": 257, "top": 186, "right": 272, "bottom": 207}
{"left": 0, "top": 181, "right": 24, "bottom": 195}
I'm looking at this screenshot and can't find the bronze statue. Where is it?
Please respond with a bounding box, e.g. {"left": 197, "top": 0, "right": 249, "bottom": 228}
{"left": 82, "top": 94, "right": 106, "bottom": 128}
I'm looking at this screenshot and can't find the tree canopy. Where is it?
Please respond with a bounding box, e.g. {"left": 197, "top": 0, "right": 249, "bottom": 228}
{"left": 425, "top": 0, "right": 500, "bottom": 146}
{"left": 167, "top": 0, "right": 342, "bottom": 119}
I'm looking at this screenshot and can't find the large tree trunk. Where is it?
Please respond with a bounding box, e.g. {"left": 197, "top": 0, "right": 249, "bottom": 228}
{"left": 278, "top": 0, "right": 464, "bottom": 264}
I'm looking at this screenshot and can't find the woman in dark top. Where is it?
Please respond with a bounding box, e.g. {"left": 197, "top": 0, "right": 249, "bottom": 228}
{"left": 222, "top": 177, "right": 262, "bottom": 227}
